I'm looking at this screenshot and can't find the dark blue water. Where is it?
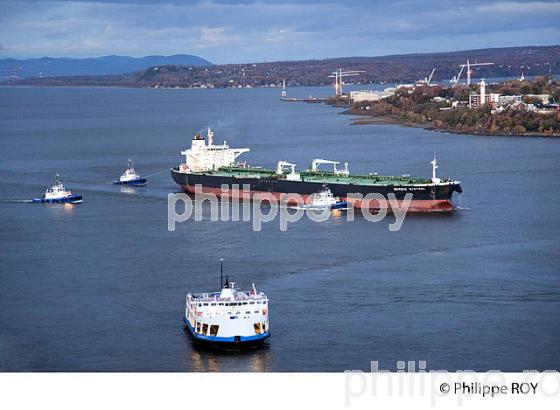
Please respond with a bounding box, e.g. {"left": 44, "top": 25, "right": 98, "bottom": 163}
{"left": 1, "top": 86, "right": 559, "bottom": 372}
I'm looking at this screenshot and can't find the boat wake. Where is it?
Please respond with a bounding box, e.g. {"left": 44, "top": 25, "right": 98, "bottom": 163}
{"left": 289, "top": 205, "right": 349, "bottom": 211}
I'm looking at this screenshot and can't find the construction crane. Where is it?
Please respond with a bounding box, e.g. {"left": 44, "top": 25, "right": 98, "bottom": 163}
{"left": 417, "top": 68, "right": 436, "bottom": 86}
{"left": 450, "top": 60, "right": 494, "bottom": 86}
{"left": 329, "top": 69, "right": 365, "bottom": 96}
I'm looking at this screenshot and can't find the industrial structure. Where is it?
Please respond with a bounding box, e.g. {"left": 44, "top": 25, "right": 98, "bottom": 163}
{"left": 451, "top": 60, "right": 494, "bottom": 86}
{"left": 416, "top": 68, "right": 437, "bottom": 86}
{"left": 329, "top": 69, "right": 365, "bottom": 96}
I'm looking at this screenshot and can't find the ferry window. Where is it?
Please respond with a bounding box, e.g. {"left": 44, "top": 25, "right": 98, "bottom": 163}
{"left": 203, "top": 303, "right": 208, "bottom": 306}
{"left": 196, "top": 322, "right": 201, "bottom": 333}
{"left": 254, "top": 311, "right": 259, "bottom": 314}
{"left": 202, "top": 323, "right": 208, "bottom": 335}
{"left": 249, "top": 302, "right": 255, "bottom": 305}
{"left": 262, "top": 323, "right": 266, "bottom": 332}
{"left": 253, "top": 323, "right": 262, "bottom": 334}
{"left": 242, "top": 302, "right": 247, "bottom": 305}
{"left": 246, "top": 311, "right": 251, "bottom": 314}
{"left": 209, "top": 325, "right": 219, "bottom": 336}
{"left": 263, "top": 301, "right": 267, "bottom": 305}
{"left": 256, "top": 301, "right": 261, "bottom": 304}
{"left": 218, "top": 303, "right": 224, "bottom": 306}
{"left": 211, "top": 303, "right": 216, "bottom": 306}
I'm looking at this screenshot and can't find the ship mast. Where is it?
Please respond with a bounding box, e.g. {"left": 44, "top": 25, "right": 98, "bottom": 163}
{"left": 431, "top": 156, "right": 441, "bottom": 184}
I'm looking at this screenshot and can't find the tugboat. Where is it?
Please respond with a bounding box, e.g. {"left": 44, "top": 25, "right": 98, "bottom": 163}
{"left": 113, "top": 159, "right": 147, "bottom": 186}
{"left": 32, "top": 174, "right": 82, "bottom": 204}
{"left": 300, "top": 186, "right": 348, "bottom": 210}
{"left": 184, "top": 259, "right": 270, "bottom": 348}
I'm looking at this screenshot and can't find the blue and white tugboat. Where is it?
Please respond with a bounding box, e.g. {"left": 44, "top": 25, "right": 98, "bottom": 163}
{"left": 32, "top": 174, "right": 82, "bottom": 204}
{"left": 300, "top": 186, "right": 348, "bottom": 210}
{"left": 184, "top": 259, "right": 270, "bottom": 348}
{"left": 113, "top": 159, "right": 147, "bottom": 186}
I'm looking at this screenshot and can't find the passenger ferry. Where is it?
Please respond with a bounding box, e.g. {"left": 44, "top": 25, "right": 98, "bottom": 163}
{"left": 32, "top": 174, "right": 82, "bottom": 204}
{"left": 184, "top": 260, "right": 270, "bottom": 348}
{"left": 113, "top": 159, "right": 147, "bottom": 186}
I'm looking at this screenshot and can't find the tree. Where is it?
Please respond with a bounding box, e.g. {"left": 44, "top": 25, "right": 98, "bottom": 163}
{"left": 513, "top": 125, "right": 527, "bottom": 134}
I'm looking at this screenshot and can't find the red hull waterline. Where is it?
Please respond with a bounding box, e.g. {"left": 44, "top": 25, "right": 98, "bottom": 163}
{"left": 180, "top": 185, "right": 455, "bottom": 213}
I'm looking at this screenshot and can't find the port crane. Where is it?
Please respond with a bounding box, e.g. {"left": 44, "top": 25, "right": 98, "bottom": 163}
{"left": 450, "top": 60, "right": 494, "bottom": 86}
{"left": 329, "top": 69, "right": 365, "bottom": 96}
{"left": 417, "top": 68, "right": 436, "bottom": 86}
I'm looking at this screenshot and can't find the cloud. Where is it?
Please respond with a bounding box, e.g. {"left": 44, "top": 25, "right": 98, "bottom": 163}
{"left": 41, "top": 31, "right": 70, "bottom": 39}
{"left": 197, "top": 26, "right": 231, "bottom": 47}
{"left": 477, "top": 1, "right": 560, "bottom": 13}
{"left": 264, "top": 27, "right": 306, "bottom": 44}
{"left": 0, "top": 0, "right": 558, "bottom": 62}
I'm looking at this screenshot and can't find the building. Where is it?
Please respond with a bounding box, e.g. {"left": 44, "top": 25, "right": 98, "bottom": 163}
{"left": 510, "top": 101, "right": 527, "bottom": 111}
{"left": 432, "top": 96, "right": 450, "bottom": 103}
{"left": 526, "top": 94, "right": 552, "bottom": 104}
{"left": 469, "top": 79, "right": 501, "bottom": 108}
{"left": 350, "top": 88, "right": 396, "bottom": 103}
{"left": 499, "top": 95, "right": 522, "bottom": 105}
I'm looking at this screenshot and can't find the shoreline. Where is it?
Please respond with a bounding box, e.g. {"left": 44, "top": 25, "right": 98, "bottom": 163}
{"left": 342, "top": 109, "right": 560, "bottom": 138}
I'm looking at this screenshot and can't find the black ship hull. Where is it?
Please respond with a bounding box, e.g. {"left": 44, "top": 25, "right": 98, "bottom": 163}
{"left": 171, "top": 168, "right": 462, "bottom": 212}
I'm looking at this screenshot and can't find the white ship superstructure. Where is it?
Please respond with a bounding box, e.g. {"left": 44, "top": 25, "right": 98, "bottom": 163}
{"left": 309, "top": 187, "right": 340, "bottom": 208}
{"left": 114, "top": 159, "right": 147, "bottom": 185}
{"left": 179, "top": 128, "right": 250, "bottom": 173}
{"left": 184, "top": 263, "right": 270, "bottom": 346}
{"left": 44, "top": 176, "right": 72, "bottom": 200}
{"left": 33, "top": 174, "right": 82, "bottom": 204}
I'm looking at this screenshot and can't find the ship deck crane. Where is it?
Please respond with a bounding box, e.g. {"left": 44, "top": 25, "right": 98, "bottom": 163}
{"left": 311, "top": 159, "right": 349, "bottom": 175}
{"left": 276, "top": 161, "right": 301, "bottom": 181}
{"left": 276, "top": 161, "right": 297, "bottom": 175}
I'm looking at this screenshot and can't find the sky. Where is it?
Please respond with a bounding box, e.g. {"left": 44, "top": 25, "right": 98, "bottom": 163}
{"left": 0, "top": 0, "right": 559, "bottom": 63}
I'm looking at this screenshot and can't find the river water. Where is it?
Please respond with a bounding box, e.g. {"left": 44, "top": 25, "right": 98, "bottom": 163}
{"left": 0, "top": 85, "right": 559, "bottom": 371}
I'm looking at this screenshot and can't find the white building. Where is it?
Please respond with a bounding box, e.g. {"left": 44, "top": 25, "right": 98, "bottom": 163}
{"left": 499, "top": 95, "right": 522, "bottom": 105}
{"left": 350, "top": 87, "right": 396, "bottom": 103}
{"left": 469, "top": 79, "right": 501, "bottom": 108}
{"left": 526, "top": 94, "right": 552, "bottom": 104}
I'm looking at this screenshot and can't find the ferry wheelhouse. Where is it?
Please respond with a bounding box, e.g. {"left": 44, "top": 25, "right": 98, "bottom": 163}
{"left": 184, "top": 262, "right": 270, "bottom": 347}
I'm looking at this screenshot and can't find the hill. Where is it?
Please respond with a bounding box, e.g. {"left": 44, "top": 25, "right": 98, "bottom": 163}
{"left": 0, "top": 54, "right": 213, "bottom": 79}
{"left": 7, "top": 46, "right": 559, "bottom": 88}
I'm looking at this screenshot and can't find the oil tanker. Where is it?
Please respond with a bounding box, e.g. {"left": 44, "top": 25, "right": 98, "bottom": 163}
{"left": 171, "top": 129, "right": 462, "bottom": 212}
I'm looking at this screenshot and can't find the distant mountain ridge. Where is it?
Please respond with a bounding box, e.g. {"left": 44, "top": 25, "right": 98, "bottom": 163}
{"left": 0, "top": 54, "right": 213, "bottom": 79}
{"left": 6, "top": 45, "right": 560, "bottom": 88}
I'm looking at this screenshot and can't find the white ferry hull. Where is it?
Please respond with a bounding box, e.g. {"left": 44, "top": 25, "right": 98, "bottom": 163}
{"left": 184, "top": 317, "right": 270, "bottom": 346}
